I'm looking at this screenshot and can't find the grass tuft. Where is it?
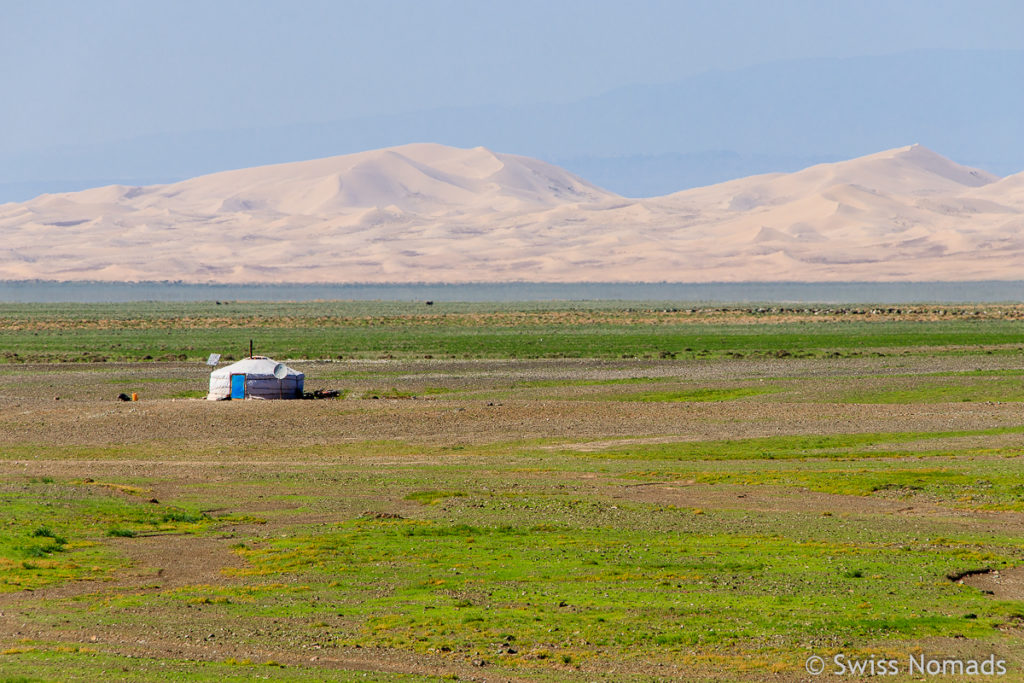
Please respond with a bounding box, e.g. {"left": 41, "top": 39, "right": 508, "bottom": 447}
{"left": 105, "top": 528, "right": 136, "bottom": 538}
{"left": 404, "top": 490, "right": 467, "bottom": 505}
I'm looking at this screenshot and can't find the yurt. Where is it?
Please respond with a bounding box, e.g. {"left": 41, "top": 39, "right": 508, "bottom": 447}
{"left": 206, "top": 356, "right": 304, "bottom": 400}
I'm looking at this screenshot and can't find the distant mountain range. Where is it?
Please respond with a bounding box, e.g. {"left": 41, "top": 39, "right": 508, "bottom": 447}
{"left": 2, "top": 142, "right": 1022, "bottom": 283}
{"left": 3, "top": 49, "right": 1024, "bottom": 202}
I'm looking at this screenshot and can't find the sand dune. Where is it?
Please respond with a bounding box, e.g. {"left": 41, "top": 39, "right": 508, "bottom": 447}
{"left": 0, "top": 143, "right": 1021, "bottom": 283}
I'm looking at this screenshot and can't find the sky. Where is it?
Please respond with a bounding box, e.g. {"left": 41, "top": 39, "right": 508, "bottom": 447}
{"left": 3, "top": 0, "right": 1024, "bottom": 156}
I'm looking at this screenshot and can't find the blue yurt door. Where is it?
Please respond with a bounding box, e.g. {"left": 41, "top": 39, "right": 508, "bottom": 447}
{"left": 230, "top": 374, "right": 245, "bottom": 399}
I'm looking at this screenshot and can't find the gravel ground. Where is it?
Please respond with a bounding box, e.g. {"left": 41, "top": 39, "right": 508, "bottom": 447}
{"left": 2, "top": 356, "right": 1023, "bottom": 450}
{"left": 2, "top": 356, "right": 1023, "bottom": 681}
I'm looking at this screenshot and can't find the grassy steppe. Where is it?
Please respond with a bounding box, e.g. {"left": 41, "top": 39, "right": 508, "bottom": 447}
{"left": 1, "top": 302, "right": 1024, "bottom": 681}
{"left": 2, "top": 302, "right": 1024, "bottom": 362}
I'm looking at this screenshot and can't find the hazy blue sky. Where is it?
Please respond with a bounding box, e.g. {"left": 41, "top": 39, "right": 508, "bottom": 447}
{"left": 3, "top": 0, "right": 1022, "bottom": 154}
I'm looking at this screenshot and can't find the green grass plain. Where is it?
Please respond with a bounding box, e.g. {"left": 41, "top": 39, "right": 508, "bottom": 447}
{"left": 2, "top": 302, "right": 1024, "bottom": 681}
{"left": 3, "top": 301, "right": 1024, "bottom": 363}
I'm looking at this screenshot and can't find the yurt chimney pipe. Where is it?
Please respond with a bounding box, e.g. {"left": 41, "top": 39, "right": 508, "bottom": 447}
{"left": 250, "top": 340, "right": 254, "bottom": 358}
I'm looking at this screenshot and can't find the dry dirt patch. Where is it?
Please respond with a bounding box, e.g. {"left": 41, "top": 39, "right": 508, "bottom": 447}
{"left": 962, "top": 566, "right": 1024, "bottom": 601}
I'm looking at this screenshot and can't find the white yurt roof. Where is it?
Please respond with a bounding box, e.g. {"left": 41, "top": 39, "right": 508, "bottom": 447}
{"left": 210, "top": 356, "right": 303, "bottom": 379}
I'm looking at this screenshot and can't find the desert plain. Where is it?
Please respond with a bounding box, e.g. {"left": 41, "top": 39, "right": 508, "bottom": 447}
{"left": 0, "top": 301, "right": 1023, "bottom": 681}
